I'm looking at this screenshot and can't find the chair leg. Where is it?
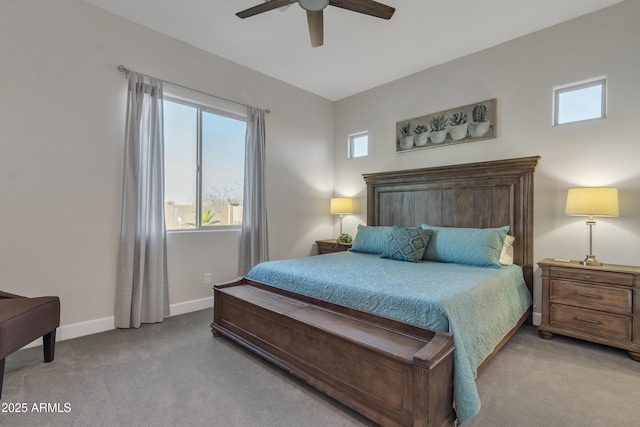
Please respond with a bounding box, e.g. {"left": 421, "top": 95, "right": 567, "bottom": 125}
{"left": 0, "top": 357, "right": 5, "bottom": 399}
{"left": 43, "top": 329, "right": 57, "bottom": 363}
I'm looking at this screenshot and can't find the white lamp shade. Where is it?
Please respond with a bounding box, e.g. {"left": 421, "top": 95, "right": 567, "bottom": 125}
{"left": 565, "top": 187, "right": 619, "bottom": 217}
{"left": 330, "top": 197, "right": 353, "bottom": 215}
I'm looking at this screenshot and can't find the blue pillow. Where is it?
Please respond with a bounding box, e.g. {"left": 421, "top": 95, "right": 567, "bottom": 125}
{"left": 349, "top": 225, "right": 394, "bottom": 254}
{"left": 420, "top": 225, "right": 509, "bottom": 268}
{"left": 381, "top": 227, "right": 432, "bottom": 262}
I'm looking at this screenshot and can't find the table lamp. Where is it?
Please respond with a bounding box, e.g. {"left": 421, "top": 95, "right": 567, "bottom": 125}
{"left": 565, "top": 187, "right": 619, "bottom": 266}
{"left": 330, "top": 197, "right": 352, "bottom": 236}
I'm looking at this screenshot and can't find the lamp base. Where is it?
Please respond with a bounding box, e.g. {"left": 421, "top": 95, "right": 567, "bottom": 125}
{"left": 582, "top": 255, "right": 602, "bottom": 266}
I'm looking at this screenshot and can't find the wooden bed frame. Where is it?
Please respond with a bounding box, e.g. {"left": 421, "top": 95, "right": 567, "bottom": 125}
{"left": 212, "top": 156, "right": 540, "bottom": 427}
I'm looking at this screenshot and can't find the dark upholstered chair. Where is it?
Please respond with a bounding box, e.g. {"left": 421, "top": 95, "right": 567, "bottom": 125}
{"left": 0, "top": 290, "right": 60, "bottom": 399}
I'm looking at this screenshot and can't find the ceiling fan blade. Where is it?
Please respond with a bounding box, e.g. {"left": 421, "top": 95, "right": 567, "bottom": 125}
{"left": 329, "top": 0, "right": 395, "bottom": 19}
{"left": 307, "top": 10, "right": 324, "bottom": 47}
{"left": 237, "top": 0, "right": 298, "bottom": 18}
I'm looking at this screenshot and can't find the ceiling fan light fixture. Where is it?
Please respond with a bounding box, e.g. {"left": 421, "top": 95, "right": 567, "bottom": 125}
{"left": 236, "top": 0, "right": 395, "bottom": 48}
{"left": 298, "top": 0, "right": 329, "bottom": 12}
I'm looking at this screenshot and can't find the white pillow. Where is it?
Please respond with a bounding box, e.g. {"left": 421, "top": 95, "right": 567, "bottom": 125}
{"left": 499, "top": 235, "right": 515, "bottom": 265}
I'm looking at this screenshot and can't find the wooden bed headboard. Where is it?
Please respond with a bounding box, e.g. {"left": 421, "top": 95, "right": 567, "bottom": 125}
{"left": 363, "top": 156, "right": 540, "bottom": 291}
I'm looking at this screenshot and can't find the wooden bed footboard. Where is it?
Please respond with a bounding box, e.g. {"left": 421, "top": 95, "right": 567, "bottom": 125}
{"left": 212, "top": 278, "right": 456, "bottom": 427}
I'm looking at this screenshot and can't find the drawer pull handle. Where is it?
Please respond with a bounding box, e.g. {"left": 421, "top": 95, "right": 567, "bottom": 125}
{"left": 573, "top": 291, "right": 603, "bottom": 299}
{"left": 573, "top": 316, "right": 602, "bottom": 325}
{"left": 584, "top": 275, "right": 591, "bottom": 280}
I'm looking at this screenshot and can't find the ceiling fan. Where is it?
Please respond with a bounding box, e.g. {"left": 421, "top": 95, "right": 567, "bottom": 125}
{"left": 236, "top": 0, "right": 395, "bottom": 48}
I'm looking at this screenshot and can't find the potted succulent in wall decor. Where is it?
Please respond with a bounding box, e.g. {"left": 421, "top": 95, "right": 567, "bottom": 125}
{"left": 398, "top": 121, "right": 414, "bottom": 150}
{"left": 448, "top": 112, "right": 468, "bottom": 141}
{"left": 413, "top": 124, "right": 429, "bottom": 147}
{"left": 468, "top": 103, "right": 490, "bottom": 138}
{"left": 429, "top": 114, "right": 448, "bottom": 144}
{"left": 395, "top": 99, "right": 496, "bottom": 153}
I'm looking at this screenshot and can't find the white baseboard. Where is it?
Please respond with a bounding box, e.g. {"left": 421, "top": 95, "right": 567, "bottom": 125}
{"left": 169, "top": 296, "right": 213, "bottom": 316}
{"left": 532, "top": 311, "right": 541, "bottom": 326}
{"left": 21, "top": 296, "right": 213, "bottom": 350}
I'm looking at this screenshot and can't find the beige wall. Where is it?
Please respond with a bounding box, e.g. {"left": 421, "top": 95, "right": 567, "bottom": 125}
{"left": 0, "top": 0, "right": 335, "bottom": 328}
{"left": 333, "top": 1, "right": 640, "bottom": 323}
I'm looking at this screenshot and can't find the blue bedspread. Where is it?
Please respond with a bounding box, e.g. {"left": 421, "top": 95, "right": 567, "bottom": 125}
{"left": 247, "top": 251, "right": 532, "bottom": 424}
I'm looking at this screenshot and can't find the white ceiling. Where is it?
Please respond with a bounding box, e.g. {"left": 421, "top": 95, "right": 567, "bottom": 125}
{"left": 83, "top": 0, "right": 624, "bottom": 101}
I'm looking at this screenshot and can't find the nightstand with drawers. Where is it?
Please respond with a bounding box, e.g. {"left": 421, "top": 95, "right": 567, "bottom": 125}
{"left": 316, "top": 239, "right": 352, "bottom": 255}
{"left": 538, "top": 258, "right": 640, "bottom": 361}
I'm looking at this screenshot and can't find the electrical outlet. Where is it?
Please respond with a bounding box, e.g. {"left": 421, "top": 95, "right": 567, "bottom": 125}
{"left": 204, "top": 273, "right": 212, "bottom": 284}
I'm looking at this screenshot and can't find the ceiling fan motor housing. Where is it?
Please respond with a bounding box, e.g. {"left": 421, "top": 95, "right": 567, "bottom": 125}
{"left": 298, "top": 0, "right": 330, "bottom": 12}
{"left": 238, "top": 0, "right": 395, "bottom": 47}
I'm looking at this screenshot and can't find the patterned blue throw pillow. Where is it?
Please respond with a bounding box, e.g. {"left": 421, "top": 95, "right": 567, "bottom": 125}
{"left": 381, "top": 227, "right": 432, "bottom": 262}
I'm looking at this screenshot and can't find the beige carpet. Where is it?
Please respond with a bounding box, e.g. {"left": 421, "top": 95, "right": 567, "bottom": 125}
{"left": 3, "top": 309, "right": 639, "bottom": 426}
{"left": 467, "top": 324, "right": 639, "bottom": 426}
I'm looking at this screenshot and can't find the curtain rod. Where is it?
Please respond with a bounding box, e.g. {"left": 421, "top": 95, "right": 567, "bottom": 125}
{"left": 117, "top": 65, "right": 270, "bottom": 114}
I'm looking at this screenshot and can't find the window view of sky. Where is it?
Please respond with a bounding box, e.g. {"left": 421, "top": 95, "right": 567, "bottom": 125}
{"left": 202, "top": 111, "right": 245, "bottom": 205}
{"left": 164, "top": 100, "right": 197, "bottom": 205}
{"left": 557, "top": 84, "right": 603, "bottom": 124}
{"left": 163, "top": 100, "right": 245, "bottom": 206}
{"left": 351, "top": 134, "right": 368, "bottom": 158}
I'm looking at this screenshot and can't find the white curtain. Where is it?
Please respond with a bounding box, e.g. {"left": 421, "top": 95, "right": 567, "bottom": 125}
{"left": 239, "top": 107, "right": 269, "bottom": 275}
{"left": 115, "top": 71, "right": 169, "bottom": 328}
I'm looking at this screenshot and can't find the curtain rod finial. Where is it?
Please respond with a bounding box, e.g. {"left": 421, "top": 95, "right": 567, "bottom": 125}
{"left": 117, "top": 65, "right": 128, "bottom": 73}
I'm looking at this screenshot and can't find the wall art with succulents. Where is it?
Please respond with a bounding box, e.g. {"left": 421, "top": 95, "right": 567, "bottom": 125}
{"left": 396, "top": 99, "right": 496, "bottom": 152}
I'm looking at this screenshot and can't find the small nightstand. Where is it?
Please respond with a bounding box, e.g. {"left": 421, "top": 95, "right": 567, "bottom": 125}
{"left": 316, "top": 239, "right": 352, "bottom": 255}
{"left": 538, "top": 258, "right": 640, "bottom": 362}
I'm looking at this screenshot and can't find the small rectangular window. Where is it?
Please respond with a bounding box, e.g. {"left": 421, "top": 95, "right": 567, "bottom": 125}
{"left": 348, "top": 132, "right": 368, "bottom": 159}
{"left": 554, "top": 78, "right": 606, "bottom": 125}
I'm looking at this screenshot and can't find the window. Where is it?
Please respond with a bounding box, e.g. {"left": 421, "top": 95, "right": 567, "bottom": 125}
{"left": 554, "top": 78, "right": 606, "bottom": 125}
{"left": 163, "top": 85, "right": 246, "bottom": 231}
{"left": 348, "top": 132, "right": 368, "bottom": 158}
